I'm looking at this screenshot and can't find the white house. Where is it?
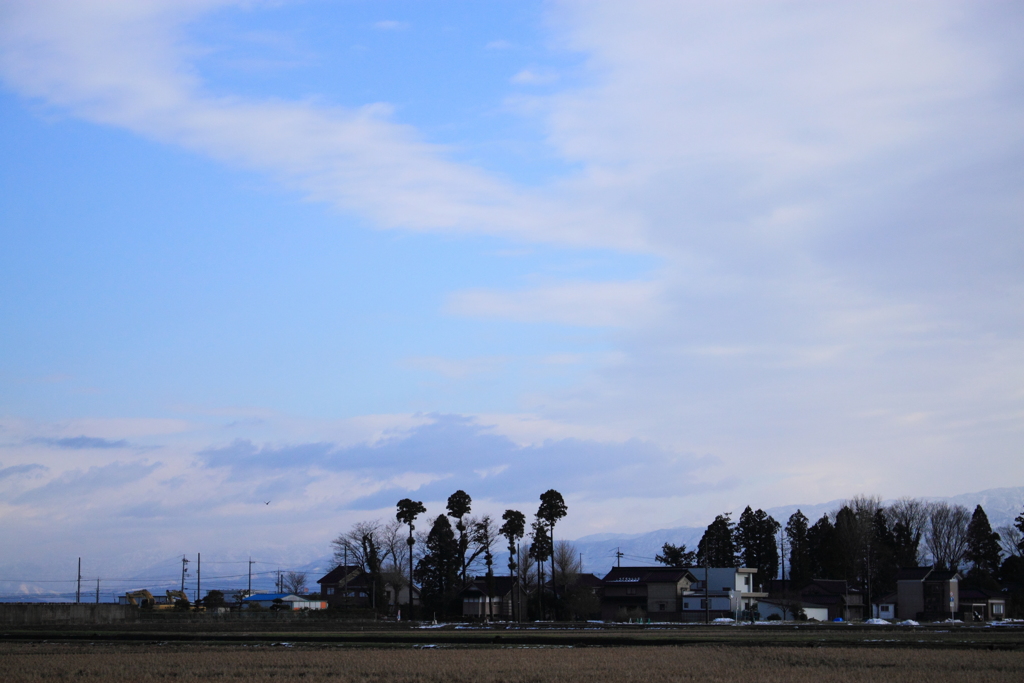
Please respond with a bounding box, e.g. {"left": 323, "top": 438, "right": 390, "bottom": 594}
{"left": 242, "top": 592, "right": 326, "bottom": 610}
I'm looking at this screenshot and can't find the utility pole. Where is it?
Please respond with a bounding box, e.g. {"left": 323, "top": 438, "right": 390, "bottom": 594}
{"left": 615, "top": 548, "right": 623, "bottom": 568}
{"left": 76, "top": 558, "right": 81, "bottom": 604}
{"left": 95, "top": 579, "right": 100, "bottom": 604}
{"left": 197, "top": 553, "right": 201, "bottom": 604}
{"left": 248, "top": 558, "right": 255, "bottom": 596}
{"left": 181, "top": 557, "right": 190, "bottom": 593}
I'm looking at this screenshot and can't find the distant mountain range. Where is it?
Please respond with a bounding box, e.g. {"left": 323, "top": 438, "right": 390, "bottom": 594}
{"left": 2, "top": 486, "right": 1021, "bottom": 600}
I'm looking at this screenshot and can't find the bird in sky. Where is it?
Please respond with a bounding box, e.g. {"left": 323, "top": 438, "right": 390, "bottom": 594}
{"left": 264, "top": 501, "right": 270, "bottom": 505}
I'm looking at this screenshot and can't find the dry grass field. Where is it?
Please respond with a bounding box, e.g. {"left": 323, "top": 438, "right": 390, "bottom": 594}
{"left": 2, "top": 643, "right": 1023, "bottom": 682}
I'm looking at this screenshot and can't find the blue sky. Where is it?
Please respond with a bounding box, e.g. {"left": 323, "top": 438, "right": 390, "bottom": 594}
{"left": 1, "top": 0, "right": 1023, "bottom": 582}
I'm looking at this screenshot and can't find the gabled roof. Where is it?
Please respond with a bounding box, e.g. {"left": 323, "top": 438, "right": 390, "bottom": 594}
{"left": 803, "top": 580, "right": 851, "bottom": 596}
{"left": 959, "top": 587, "right": 1004, "bottom": 601}
{"left": 895, "top": 566, "right": 961, "bottom": 583}
{"left": 896, "top": 567, "right": 933, "bottom": 582}
{"left": 317, "top": 565, "right": 363, "bottom": 585}
{"left": 603, "top": 566, "right": 696, "bottom": 584}
{"left": 576, "top": 573, "right": 604, "bottom": 588}
{"left": 461, "top": 575, "right": 518, "bottom": 597}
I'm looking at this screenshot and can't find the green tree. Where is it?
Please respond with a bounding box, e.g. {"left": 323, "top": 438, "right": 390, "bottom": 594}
{"left": 807, "top": 514, "right": 840, "bottom": 580}
{"left": 529, "top": 519, "right": 553, "bottom": 618}
{"left": 446, "top": 490, "right": 473, "bottom": 585}
{"left": 697, "top": 513, "right": 738, "bottom": 567}
{"left": 737, "top": 507, "right": 780, "bottom": 590}
{"left": 965, "top": 505, "right": 1002, "bottom": 587}
{"left": 656, "top": 543, "right": 697, "bottom": 567}
{"left": 537, "top": 489, "right": 568, "bottom": 604}
{"left": 500, "top": 509, "right": 526, "bottom": 620}
{"left": 396, "top": 498, "right": 426, "bottom": 614}
{"left": 416, "top": 514, "right": 461, "bottom": 618}
{"left": 870, "top": 509, "right": 899, "bottom": 597}
{"left": 786, "top": 510, "right": 811, "bottom": 588}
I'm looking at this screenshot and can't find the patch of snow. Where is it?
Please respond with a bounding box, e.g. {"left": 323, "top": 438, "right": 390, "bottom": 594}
{"left": 864, "top": 618, "right": 889, "bottom": 625}
{"left": 713, "top": 617, "right": 734, "bottom": 623}
{"left": 897, "top": 620, "right": 920, "bottom": 626}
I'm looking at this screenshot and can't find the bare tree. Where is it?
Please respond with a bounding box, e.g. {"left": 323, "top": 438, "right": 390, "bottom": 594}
{"left": 886, "top": 497, "right": 929, "bottom": 565}
{"left": 552, "top": 540, "right": 582, "bottom": 587}
{"left": 926, "top": 502, "right": 971, "bottom": 571}
{"left": 997, "top": 525, "right": 1022, "bottom": 559}
{"left": 331, "top": 519, "right": 402, "bottom": 570}
{"left": 283, "top": 571, "right": 307, "bottom": 595}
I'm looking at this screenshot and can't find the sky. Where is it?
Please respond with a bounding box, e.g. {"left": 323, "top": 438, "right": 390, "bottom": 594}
{"left": 1, "top": 0, "right": 1023, "bottom": 585}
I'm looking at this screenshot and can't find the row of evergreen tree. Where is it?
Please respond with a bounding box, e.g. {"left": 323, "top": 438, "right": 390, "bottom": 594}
{"left": 658, "top": 497, "right": 1024, "bottom": 605}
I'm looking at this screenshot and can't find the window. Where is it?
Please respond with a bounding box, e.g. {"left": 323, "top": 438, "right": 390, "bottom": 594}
{"left": 700, "top": 599, "right": 707, "bottom": 609}
{"left": 326, "top": 587, "right": 334, "bottom": 595}
{"left": 881, "top": 605, "right": 891, "bottom": 614}
{"left": 994, "top": 604, "right": 1004, "bottom": 615}
{"left": 658, "top": 603, "right": 666, "bottom": 611}
{"left": 626, "top": 587, "right": 637, "bottom": 595}
{"left": 684, "top": 601, "right": 690, "bottom": 609}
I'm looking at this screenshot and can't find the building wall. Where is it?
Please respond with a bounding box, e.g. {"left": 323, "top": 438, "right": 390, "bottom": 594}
{"left": 896, "top": 581, "right": 924, "bottom": 620}
{"left": 0, "top": 603, "right": 140, "bottom": 625}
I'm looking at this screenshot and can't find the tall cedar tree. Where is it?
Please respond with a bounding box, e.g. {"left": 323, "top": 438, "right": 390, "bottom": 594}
{"left": 965, "top": 505, "right": 1002, "bottom": 587}
{"left": 446, "top": 490, "right": 473, "bottom": 585}
{"left": 698, "top": 513, "right": 738, "bottom": 567}
{"left": 537, "top": 490, "right": 568, "bottom": 601}
{"left": 870, "top": 509, "right": 899, "bottom": 597}
{"left": 472, "top": 516, "right": 497, "bottom": 610}
{"left": 529, "top": 519, "right": 552, "bottom": 617}
{"left": 737, "top": 507, "right": 780, "bottom": 590}
{"left": 834, "top": 506, "right": 863, "bottom": 586}
{"left": 786, "top": 510, "right": 812, "bottom": 588}
{"left": 500, "top": 510, "right": 526, "bottom": 620}
{"left": 395, "top": 498, "right": 426, "bottom": 613}
{"left": 807, "top": 514, "right": 841, "bottom": 580}
{"left": 416, "top": 515, "right": 460, "bottom": 617}
{"left": 656, "top": 543, "right": 697, "bottom": 567}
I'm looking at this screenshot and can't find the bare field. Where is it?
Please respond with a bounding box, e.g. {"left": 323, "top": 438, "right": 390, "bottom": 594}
{"left": 2, "top": 644, "right": 1023, "bottom": 682}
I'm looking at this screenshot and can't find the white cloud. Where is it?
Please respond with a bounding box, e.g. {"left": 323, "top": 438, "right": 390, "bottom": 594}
{"left": 511, "top": 68, "right": 559, "bottom": 85}
{"left": 446, "top": 280, "right": 663, "bottom": 327}
{"left": 0, "top": 0, "right": 642, "bottom": 250}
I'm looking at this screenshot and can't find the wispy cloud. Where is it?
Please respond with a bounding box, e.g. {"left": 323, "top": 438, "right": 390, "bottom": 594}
{"left": 511, "top": 68, "right": 559, "bottom": 85}
{"left": 446, "top": 280, "right": 663, "bottom": 328}
{"left": 30, "top": 436, "right": 130, "bottom": 450}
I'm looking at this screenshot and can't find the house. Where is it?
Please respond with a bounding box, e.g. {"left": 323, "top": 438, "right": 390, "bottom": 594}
{"left": 460, "top": 576, "right": 519, "bottom": 618}
{"left": 682, "top": 567, "right": 766, "bottom": 622}
{"left": 242, "top": 592, "right": 326, "bottom": 610}
{"left": 757, "top": 599, "right": 829, "bottom": 621}
{"left": 316, "top": 565, "right": 417, "bottom": 613}
{"left": 766, "top": 579, "right": 864, "bottom": 621}
{"left": 601, "top": 567, "right": 697, "bottom": 621}
{"left": 872, "top": 592, "right": 897, "bottom": 620}
{"left": 896, "top": 567, "right": 960, "bottom": 621}
{"left": 959, "top": 588, "right": 1006, "bottom": 622}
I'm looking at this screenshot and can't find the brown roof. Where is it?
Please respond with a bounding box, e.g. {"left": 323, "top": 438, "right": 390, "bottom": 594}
{"left": 317, "top": 565, "right": 363, "bottom": 586}
{"left": 603, "top": 566, "right": 696, "bottom": 584}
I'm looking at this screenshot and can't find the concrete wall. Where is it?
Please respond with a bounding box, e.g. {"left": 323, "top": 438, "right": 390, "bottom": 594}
{"left": 0, "top": 603, "right": 140, "bottom": 625}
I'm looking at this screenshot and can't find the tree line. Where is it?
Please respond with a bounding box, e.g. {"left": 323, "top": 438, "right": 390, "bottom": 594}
{"left": 332, "top": 488, "right": 581, "bottom": 619}
{"left": 658, "top": 497, "right": 1024, "bottom": 610}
